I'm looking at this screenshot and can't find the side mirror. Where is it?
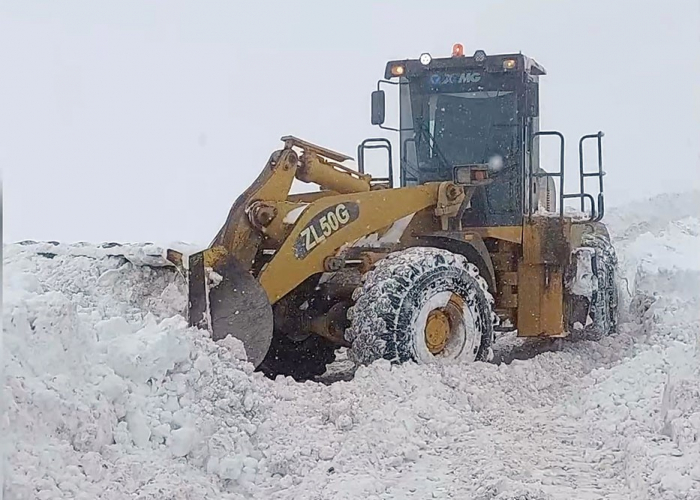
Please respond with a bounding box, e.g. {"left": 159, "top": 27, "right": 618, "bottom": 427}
{"left": 371, "top": 90, "right": 386, "bottom": 125}
{"left": 525, "top": 82, "right": 539, "bottom": 117}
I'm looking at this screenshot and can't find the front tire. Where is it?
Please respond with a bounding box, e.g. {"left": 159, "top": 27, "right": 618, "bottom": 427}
{"left": 346, "top": 247, "right": 495, "bottom": 366}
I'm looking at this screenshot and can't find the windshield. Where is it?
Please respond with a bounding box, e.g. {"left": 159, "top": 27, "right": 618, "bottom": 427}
{"left": 432, "top": 91, "right": 518, "bottom": 165}
{"left": 401, "top": 78, "right": 521, "bottom": 185}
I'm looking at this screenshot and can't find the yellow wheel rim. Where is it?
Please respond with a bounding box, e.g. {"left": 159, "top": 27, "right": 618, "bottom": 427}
{"left": 425, "top": 309, "right": 450, "bottom": 354}
{"left": 424, "top": 294, "right": 466, "bottom": 355}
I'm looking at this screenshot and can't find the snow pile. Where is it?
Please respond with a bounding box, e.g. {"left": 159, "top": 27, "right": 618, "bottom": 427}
{"left": 4, "top": 245, "right": 270, "bottom": 499}
{"left": 600, "top": 191, "right": 700, "bottom": 498}
{"left": 4, "top": 190, "right": 700, "bottom": 499}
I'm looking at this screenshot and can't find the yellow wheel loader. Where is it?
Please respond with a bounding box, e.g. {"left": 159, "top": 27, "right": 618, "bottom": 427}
{"left": 167, "top": 45, "right": 618, "bottom": 380}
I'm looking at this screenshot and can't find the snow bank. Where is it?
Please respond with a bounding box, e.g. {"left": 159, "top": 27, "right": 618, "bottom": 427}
{"left": 4, "top": 190, "right": 700, "bottom": 499}
{"left": 4, "top": 245, "right": 268, "bottom": 499}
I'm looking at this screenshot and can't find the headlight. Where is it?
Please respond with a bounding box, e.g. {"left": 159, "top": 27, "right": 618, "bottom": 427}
{"left": 455, "top": 166, "right": 489, "bottom": 184}
{"left": 503, "top": 58, "right": 517, "bottom": 70}
{"left": 455, "top": 167, "right": 472, "bottom": 184}
{"left": 390, "top": 64, "right": 405, "bottom": 77}
{"left": 419, "top": 53, "right": 432, "bottom": 65}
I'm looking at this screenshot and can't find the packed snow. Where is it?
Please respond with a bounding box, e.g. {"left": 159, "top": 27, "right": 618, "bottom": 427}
{"left": 4, "top": 191, "right": 700, "bottom": 499}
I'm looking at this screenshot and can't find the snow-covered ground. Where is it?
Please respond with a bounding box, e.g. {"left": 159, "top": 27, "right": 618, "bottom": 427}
{"left": 4, "top": 191, "right": 700, "bottom": 500}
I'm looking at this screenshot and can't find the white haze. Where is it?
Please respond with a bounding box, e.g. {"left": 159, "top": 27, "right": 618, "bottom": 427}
{"left": 1, "top": 0, "right": 698, "bottom": 244}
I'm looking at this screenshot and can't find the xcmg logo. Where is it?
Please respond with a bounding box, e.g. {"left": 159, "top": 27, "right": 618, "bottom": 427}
{"left": 430, "top": 72, "right": 482, "bottom": 85}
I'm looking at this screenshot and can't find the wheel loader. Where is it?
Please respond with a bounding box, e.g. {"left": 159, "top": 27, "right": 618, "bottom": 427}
{"left": 167, "top": 44, "right": 618, "bottom": 380}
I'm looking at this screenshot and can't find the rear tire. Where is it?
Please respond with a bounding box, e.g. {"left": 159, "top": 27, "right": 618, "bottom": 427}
{"left": 346, "top": 247, "right": 495, "bottom": 366}
{"left": 586, "top": 225, "right": 619, "bottom": 337}
{"left": 567, "top": 223, "right": 619, "bottom": 340}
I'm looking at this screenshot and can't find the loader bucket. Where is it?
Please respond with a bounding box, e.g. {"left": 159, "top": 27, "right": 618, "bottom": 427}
{"left": 186, "top": 249, "right": 273, "bottom": 368}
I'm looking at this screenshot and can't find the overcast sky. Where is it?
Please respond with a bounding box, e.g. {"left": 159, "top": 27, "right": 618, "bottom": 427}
{"left": 1, "top": 0, "right": 699, "bottom": 245}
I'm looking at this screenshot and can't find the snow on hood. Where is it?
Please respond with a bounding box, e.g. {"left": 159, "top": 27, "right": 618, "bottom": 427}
{"left": 4, "top": 190, "right": 700, "bottom": 499}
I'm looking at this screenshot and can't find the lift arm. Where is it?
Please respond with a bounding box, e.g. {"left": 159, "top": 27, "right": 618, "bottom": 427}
{"left": 209, "top": 136, "right": 373, "bottom": 270}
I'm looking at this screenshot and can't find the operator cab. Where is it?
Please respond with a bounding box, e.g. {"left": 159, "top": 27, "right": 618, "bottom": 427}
{"left": 360, "top": 44, "right": 606, "bottom": 227}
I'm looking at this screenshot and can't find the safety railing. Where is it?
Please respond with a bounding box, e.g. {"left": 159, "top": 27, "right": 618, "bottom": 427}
{"left": 530, "top": 131, "right": 565, "bottom": 217}
{"left": 578, "top": 132, "right": 605, "bottom": 222}
{"left": 357, "top": 138, "right": 393, "bottom": 187}
{"left": 529, "top": 130, "right": 606, "bottom": 223}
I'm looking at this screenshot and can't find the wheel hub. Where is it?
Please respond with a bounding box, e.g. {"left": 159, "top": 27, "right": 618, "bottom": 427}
{"left": 424, "top": 294, "right": 467, "bottom": 355}
{"left": 425, "top": 309, "right": 450, "bottom": 354}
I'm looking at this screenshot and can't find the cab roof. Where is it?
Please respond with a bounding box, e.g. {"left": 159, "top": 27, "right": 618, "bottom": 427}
{"left": 384, "top": 51, "right": 546, "bottom": 80}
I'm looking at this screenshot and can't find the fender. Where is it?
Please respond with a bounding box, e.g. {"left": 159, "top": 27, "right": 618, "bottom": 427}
{"left": 412, "top": 231, "right": 497, "bottom": 294}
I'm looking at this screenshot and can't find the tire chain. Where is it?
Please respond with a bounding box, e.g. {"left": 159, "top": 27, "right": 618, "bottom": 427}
{"left": 580, "top": 230, "right": 619, "bottom": 337}
{"left": 346, "top": 247, "right": 497, "bottom": 365}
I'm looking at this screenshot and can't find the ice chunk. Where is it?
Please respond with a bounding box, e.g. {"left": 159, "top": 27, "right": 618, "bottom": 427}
{"left": 169, "top": 426, "right": 196, "bottom": 457}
